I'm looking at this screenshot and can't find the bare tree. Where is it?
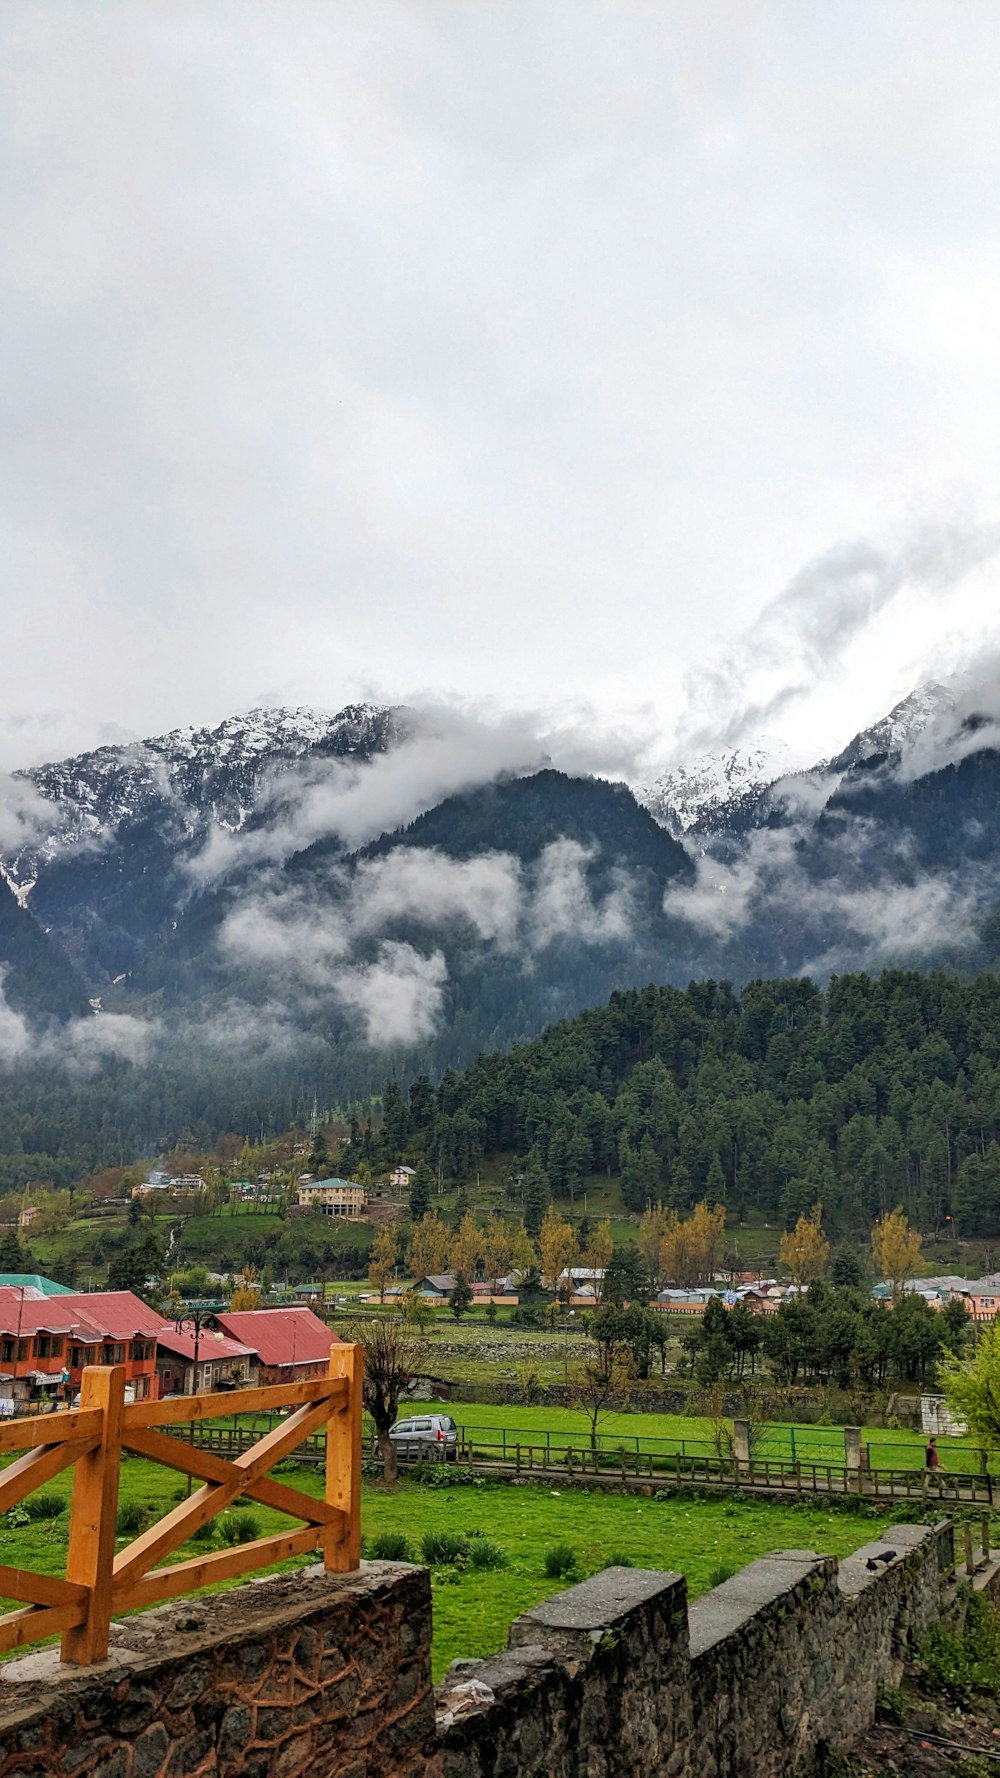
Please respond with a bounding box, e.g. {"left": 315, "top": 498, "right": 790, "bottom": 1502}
{"left": 353, "top": 1316, "right": 424, "bottom": 1484}
{"left": 567, "top": 1337, "right": 628, "bottom": 1454}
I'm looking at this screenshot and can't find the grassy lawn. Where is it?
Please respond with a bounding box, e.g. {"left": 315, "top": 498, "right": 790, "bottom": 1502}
{"left": 361, "top": 1480, "right": 905, "bottom": 1678}
{"left": 0, "top": 1451, "right": 907, "bottom": 1682}
{"left": 398, "top": 1398, "right": 984, "bottom": 1472}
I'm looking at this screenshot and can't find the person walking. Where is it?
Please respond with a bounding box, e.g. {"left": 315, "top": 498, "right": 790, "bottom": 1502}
{"left": 925, "top": 1434, "right": 940, "bottom": 1470}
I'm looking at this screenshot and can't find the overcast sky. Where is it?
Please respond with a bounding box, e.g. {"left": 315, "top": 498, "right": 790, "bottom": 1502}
{"left": 2, "top": 1, "right": 1000, "bottom": 772}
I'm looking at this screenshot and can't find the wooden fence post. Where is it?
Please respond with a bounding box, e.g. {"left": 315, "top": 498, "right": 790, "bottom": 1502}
{"left": 61, "top": 1365, "right": 125, "bottom": 1665}
{"left": 325, "top": 1344, "right": 361, "bottom": 1573}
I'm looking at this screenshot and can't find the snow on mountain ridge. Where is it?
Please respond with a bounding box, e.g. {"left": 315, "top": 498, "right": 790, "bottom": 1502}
{"left": 4, "top": 703, "right": 410, "bottom": 890}
{"left": 636, "top": 736, "right": 815, "bottom": 832}
{"left": 829, "top": 682, "right": 955, "bottom": 771}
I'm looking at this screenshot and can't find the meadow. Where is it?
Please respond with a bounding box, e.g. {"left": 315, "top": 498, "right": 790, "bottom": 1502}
{"left": 0, "top": 1450, "right": 920, "bottom": 1680}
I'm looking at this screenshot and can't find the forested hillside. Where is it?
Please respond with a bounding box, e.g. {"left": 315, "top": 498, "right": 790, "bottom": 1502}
{"left": 384, "top": 971, "right": 1000, "bottom": 1240}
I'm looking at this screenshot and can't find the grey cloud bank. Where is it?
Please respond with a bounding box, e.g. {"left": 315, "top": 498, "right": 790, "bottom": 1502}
{"left": 2, "top": 5, "right": 1000, "bottom": 767}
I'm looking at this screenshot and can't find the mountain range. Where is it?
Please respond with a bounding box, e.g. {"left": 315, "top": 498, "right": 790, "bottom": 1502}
{"left": 0, "top": 676, "right": 997, "bottom": 1158}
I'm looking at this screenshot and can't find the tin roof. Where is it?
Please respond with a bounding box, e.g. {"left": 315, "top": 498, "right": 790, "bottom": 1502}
{"left": 212, "top": 1307, "right": 338, "bottom": 1367}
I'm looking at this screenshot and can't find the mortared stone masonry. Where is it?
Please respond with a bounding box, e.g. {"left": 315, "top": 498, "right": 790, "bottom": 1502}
{"left": 0, "top": 1518, "right": 979, "bottom": 1777}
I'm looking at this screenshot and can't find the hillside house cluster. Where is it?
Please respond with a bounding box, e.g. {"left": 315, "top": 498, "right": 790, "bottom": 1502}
{"left": 0, "top": 1282, "right": 336, "bottom": 1409}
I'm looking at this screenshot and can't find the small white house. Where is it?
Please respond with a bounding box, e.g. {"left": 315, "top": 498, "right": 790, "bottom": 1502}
{"left": 390, "top": 1165, "right": 416, "bottom": 1188}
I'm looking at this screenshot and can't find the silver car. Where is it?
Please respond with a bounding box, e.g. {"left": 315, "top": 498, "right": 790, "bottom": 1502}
{"left": 376, "top": 1413, "right": 458, "bottom": 1462}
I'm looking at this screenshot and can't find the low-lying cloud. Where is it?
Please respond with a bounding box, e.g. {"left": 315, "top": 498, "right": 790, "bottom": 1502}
{"left": 665, "top": 805, "right": 984, "bottom": 972}
{"left": 675, "top": 521, "right": 1000, "bottom": 759}
{"left": 188, "top": 702, "right": 646, "bottom": 886}
{"left": 218, "top": 836, "right": 636, "bottom": 1045}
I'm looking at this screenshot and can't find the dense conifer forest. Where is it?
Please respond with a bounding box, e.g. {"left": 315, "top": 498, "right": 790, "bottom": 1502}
{"left": 381, "top": 971, "right": 1000, "bottom": 1240}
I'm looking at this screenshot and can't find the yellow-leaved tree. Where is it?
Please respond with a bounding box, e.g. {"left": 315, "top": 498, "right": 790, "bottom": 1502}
{"left": 872, "top": 1208, "right": 923, "bottom": 1302}
{"left": 407, "top": 1212, "right": 452, "bottom": 1280}
{"left": 584, "top": 1219, "right": 614, "bottom": 1301}
{"left": 229, "top": 1263, "right": 261, "bottom": 1312}
{"left": 779, "top": 1204, "right": 830, "bottom": 1288}
{"left": 658, "top": 1201, "right": 726, "bottom": 1289}
{"left": 368, "top": 1227, "right": 398, "bottom": 1304}
{"left": 638, "top": 1206, "right": 673, "bottom": 1288}
{"left": 449, "top": 1211, "right": 482, "bottom": 1281}
{"left": 539, "top": 1206, "right": 577, "bottom": 1294}
{"left": 483, "top": 1214, "right": 513, "bottom": 1293}
{"left": 511, "top": 1222, "right": 539, "bottom": 1282}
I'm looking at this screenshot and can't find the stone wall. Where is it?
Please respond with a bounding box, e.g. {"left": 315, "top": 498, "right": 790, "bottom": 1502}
{"left": 0, "top": 1520, "right": 964, "bottom": 1778}
{"left": 434, "top": 1519, "right": 958, "bottom": 1778}
{"left": 0, "top": 1563, "right": 434, "bottom": 1778}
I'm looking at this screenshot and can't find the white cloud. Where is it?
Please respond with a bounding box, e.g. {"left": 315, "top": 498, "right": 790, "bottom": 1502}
{"left": 2, "top": 6, "right": 1000, "bottom": 763}
{"left": 334, "top": 942, "right": 448, "bottom": 1047}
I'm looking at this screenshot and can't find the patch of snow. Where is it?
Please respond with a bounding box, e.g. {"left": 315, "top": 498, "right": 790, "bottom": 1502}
{"left": 636, "top": 736, "right": 816, "bottom": 832}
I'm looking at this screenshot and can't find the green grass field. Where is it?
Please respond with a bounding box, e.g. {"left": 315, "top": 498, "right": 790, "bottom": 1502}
{"left": 0, "top": 1450, "right": 911, "bottom": 1681}
{"left": 359, "top": 1481, "right": 907, "bottom": 1677}
{"left": 395, "top": 1397, "right": 985, "bottom": 1473}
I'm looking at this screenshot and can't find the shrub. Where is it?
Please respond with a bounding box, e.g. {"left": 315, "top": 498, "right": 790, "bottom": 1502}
{"left": 23, "top": 1494, "right": 64, "bottom": 1521}
{"left": 543, "top": 1543, "right": 578, "bottom": 1579}
{"left": 189, "top": 1519, "right": 217, "bottom": 1544}
{"left": 421, "top": 1530, "right": 469, "bottom": 1566}
{"left": 708, "top": 1564, "right": 737, "bottom": 1588}
{"left": 116, "top": 1500, "right": 147, "bottom": 1535}
{"left": 919, "top": 1590, "right": 1000, "bottom": 1699}
{"left": 369, "top": 1531, "right": 413, "bottom": 1562}
{"left": 604, "top": 1551, "right": 634, "bottom": 1569}
{"left": 466, "top": 1538, "right": 508, "bottom": 1570}
{"left": 220, "top": 1510, "right": 261, "bottom": 1546}
{"left": 412, "top": 1463, "right": 482, "bottom": 1489}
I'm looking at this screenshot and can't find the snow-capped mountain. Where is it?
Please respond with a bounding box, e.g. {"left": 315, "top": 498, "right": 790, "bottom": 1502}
{"left": 827, "top": 682, "right": 955, "bottom": 772}
{"left": 4, "top": 702, "right": 409, "bottom": 894}
{"left": 635, "top": 736, "right": 816, "bottom": 833}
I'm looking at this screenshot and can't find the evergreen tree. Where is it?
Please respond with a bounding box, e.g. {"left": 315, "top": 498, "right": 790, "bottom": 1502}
{"left": 523, "top": 1148, "right": 549, "bottom": 1239}
{"left": 409, "top": 1159, "right": 432, "bottom": 1224}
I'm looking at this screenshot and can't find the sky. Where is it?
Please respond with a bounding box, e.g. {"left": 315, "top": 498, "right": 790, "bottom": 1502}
{"left": 3, "top": 2, "right": 1000, "bottom": 774}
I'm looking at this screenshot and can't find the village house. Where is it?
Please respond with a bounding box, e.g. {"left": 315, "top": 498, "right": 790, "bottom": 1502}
{"left": 0, "top": 1287, "right": 161, "bottom": 1408}
{"left": 389, "top": 1164, "right": 416, "bottom": 1188}
{"left": 210, "top": 1306, "right": 338, "bottom": 1383}
{"left": 295, "top": 1178, "right": 366, "bottom": 1218}
{"left": 154, "top": 1326, "right": 258, "bottom": 1397}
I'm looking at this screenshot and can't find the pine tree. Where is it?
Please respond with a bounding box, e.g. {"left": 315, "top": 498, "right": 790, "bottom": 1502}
{"left": 523, "top": 1148, "right": 550, "bottom": 1239}
{"left": 409, "top": 1159, "right": 432, "bottom": 1224}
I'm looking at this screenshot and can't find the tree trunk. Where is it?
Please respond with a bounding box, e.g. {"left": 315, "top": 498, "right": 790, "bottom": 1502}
{"left": 377, "top": 1425, "right": 398, "bottom": 1484}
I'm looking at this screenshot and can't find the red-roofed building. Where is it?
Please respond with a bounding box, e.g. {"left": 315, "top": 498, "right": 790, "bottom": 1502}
{"left": 155, "top": 1326, "right": 258, "bottom": 1398}
{"left": 211, "top": 1307, "right": 338, "bottom": 1383}
{"left": 0, "top": 1288, "right": 161, "bottom": 1406}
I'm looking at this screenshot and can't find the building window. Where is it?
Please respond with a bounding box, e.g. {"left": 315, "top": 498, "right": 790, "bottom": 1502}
{"left": 35, "top": 1336, "right": 63, "bottom": 1360}
{"left": 70, "top": 1346, "right": 83, "bottom": 1367}
{"left": 101, "top": 1343, "right": 125, "bottom": 1365}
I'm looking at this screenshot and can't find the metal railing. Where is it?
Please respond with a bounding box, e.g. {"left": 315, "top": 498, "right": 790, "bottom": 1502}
{"left": 0, "top": 1344, "right": 361, "bottom": 1664}
{"left": 183, "top": 1412, "right": 993, "bottom": 1504}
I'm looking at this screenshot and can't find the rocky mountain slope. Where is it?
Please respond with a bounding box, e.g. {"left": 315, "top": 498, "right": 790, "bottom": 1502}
{"left": 0, "top": 679, "right": 998, "bottom": 1149}
{"left": 635, "top": 735, "right": 814, "bottom": 832}
{"left": 5, "top": 703, "right": 409, "bottom": 897}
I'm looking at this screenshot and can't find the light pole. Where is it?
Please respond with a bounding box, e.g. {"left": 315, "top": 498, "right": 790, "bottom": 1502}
{"left": 174, "top": 1304, "right": 215, "bottom": 1497}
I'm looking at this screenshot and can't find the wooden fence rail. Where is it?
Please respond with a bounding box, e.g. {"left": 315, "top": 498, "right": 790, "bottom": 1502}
{"left": 0, "top": 1343, "right": 361, "bottom": 1666}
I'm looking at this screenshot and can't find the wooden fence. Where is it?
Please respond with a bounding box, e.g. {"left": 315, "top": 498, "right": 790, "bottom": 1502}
{"left": 0, "top": 1343, "right": 361, "bottom": 1665}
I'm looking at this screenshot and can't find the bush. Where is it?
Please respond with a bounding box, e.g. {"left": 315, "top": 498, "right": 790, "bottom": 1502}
{"left": 189, "top": 1519, "right": 217, "bottom": 1544}
{"left": 421, "top": 1530, "right": 469, "bottom": 1566}
{"left": 708, "top": 1564, "right": 737, "bottom": 1587}
{"left": 23, "top": 1494, "right": 65, "bottom": 1521}
{"left": 220, "top": 1510, "right": 261, "bottom": 1546}
{"left": 604, "top": 1551, "right": 634, "bottom": 1569}
{"left": 412, "top": 1463, "right": 483, "bottom": 1489}
{"left": 116, "top": 1500, "right": 147, "bottom": 1535}
{"left": 466, "top": 1537, "right": 508, "bottom": 1570}
{"left": 368, "top": 1531, "right": 413, "bottom": 1562}
{"left": 543, "top": 1543, "right": 578, "bottom": 1579}
{"left": 920, "top": 1589, "right": 1000, "bottom": 1699}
